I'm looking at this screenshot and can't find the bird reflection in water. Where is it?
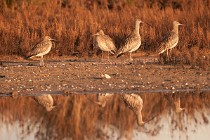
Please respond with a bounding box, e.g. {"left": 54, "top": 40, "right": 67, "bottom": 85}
{"left": 120, "top": 93, "right": 144, "bottom": 126}
{"left": 95, "top": 93, "right": 114, "bottom": 107}
{"left": 32, "top": 94, "right": 56, "bottom": 111}
{"left": 164, "top": 93, "right": 185, "bottom": 113}
{"left": 94, "top": 93, "right": 145, "bottom": 126}
{"left": 1, "top": 91, "right": 210, "bottom": 140}
{"left": 174, "top": 96, "right": 185, "bottom": 113}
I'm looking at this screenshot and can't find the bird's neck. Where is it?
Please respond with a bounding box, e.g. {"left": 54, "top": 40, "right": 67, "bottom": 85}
{"left": 132, "top": 22, "right": 140, "bottom": 36}
{"left": 172, "top": 25, "right": 179, "bottom": 34}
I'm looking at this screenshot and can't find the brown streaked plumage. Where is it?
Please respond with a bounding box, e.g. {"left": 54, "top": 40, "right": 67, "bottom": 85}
{"left": 93, "top": 30, "right": 116, "bottom": 61}
{"left": 33, "top": 94, "right": 55, "bottom": 112}
{"left": 116, "top": 19, "right": 143, "bottom": 60}
{"left": 120, "top": 93, "right": 144, "bottom": 126}
{"left": 157, "top": 21, "right": 183, "bottom": 56}
{"left": 26, "top": 36, "right": 55, "bottom": 66}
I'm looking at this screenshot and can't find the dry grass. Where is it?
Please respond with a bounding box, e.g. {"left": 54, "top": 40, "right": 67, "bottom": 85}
{"left": 0, "top": 0, "right": 209, "bottom": 66}
{"left": 0, "top": 92, "right": 210, "bottom": 140}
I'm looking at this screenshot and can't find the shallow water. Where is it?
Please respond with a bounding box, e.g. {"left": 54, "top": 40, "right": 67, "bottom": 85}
{"left": 0, "top": 91, "right": 210, "bottom": 140}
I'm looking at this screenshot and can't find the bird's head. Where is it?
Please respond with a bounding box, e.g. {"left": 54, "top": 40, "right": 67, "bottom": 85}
{"left": 135, "top": 19, "right": 143, "bottom": 25}
{"left": 173, "top": 21, "right": 183, "bottom": 26}
{"left": 44, "top": 36, "right": 55, "bottom": 41}
{"left": 137, "top": 121, "right": 145, "bottom": 126}
{"left": 92, "top": 30, "right": 104, "bottom": 36}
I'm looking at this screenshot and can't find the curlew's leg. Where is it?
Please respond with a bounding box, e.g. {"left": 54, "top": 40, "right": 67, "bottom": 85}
{"left": 107, "top": 51, "right": 110, "bottom": 61}
{"left": 166, "top": 49, "right": 169, "bottom": 61}
{"left": 40, "top": 56, "right": 44, "bottom": 66}
{"left": 159, "top": 53, "right": 164, "bottom": 64}
{"left": 101, "top": 51, "right": 104, "bottom": 61}
{"left": 168, "top": 49, "right": 172, "bottom": 61}
{"left": 129, "top": 52, "right": 133, "bottom": 61}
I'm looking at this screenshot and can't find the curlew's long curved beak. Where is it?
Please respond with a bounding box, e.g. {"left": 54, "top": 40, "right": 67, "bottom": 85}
{"left": 50, "top": 39, "right": 59, "bottom": 43}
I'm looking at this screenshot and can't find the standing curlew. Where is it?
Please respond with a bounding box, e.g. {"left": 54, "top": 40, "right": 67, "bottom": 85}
{"left": 157, "top": 21, "right": 183, "bottom": 59}
{"left": 26, "top": 36, "right": 55, "bottom": 66}
{"left": 120, "top": 93, "right": 144, "bottom": 126}
{"left": 116, "top": 19, "right": 143, "bottom": 61}
{"left": 93, "top": 30, "right": 116, "bottom": 61}
{"left": 33, "top": 94, "right": 56, "bottom": 112}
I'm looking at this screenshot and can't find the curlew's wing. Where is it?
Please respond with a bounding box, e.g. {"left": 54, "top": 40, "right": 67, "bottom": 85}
{"left": 103, "top": 35, "right": 116, "bottom": 53}
{"left": 117, "top": 35, "right": 141, "bottom": 55}
{"left": 95, "top": 34, "right": 116, "bottom": 53}
{"left": 157, "top": 32, "right": 178, "bottom": 54}
{"left": 27, "top": 40, "right": 51, "bottom": 58}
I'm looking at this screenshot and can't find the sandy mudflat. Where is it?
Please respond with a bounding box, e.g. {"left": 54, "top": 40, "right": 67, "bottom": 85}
{"left": 0, "top": 55, "right": 209, "bottom": 94}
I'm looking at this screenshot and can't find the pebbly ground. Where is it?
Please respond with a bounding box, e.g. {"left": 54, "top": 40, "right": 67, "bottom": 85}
{"left": 0, "top": 55, "right": 209, "bottom": 94}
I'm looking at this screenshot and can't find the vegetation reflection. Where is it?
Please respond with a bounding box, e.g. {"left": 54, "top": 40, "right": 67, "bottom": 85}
{"left": 0, "top": 92, "right": 209, "bottom": 140}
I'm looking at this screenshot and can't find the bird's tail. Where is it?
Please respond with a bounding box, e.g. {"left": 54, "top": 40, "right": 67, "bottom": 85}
{"left": 116, "top": 49, "right": 124, "bottom": 58}
{"left": 25, "top": 55, "right": 32, "bottom": 59}
{"left": 156, "top": 45, "right": 167, "bottom": 55}
{"left": 110, "top": 50, "right": 116, "bottom": 55}
{"left": 116, "top": 53, "right": 123, "bottom": 58}
{"left": 24, "top": 52, "right": 34, "bottom": 59}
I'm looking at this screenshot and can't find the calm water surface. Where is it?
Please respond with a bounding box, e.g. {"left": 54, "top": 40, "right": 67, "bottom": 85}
{"left": 0, "top": 91, "right": 210, "bottom": 140}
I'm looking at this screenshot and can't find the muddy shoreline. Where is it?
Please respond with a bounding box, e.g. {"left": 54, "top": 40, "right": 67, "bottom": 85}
{"left": 0, "top": 56, "right": 209, "bottom": 94}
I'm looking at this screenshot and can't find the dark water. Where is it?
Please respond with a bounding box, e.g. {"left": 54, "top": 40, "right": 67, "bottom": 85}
{"left": 0, "top": 91, "right": 210, "bottom": 140}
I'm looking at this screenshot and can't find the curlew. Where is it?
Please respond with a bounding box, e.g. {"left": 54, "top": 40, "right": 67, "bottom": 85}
{"left": 157, "top": 21, "right": 183, "bottom": 59}
{"left": 93, "top": 30, "right": 116, "bottom": 61}
{"left": 120, "top": 93, "right": 144, "bottom": 126}
{"left": 116, "top": 19, "right": 143, "bottom": 61}
{"left": 33, "top": 94, "right": 55, "bottom": 111}
{"left": 26, "top": 36, "right": 55, "bottom": 66}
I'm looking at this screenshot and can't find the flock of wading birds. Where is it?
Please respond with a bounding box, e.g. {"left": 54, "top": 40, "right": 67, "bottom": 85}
{"left": 25, "top": 19, "right": 183, "bottom": 126}
{"left": 26, "top": 19, "right": 183, "bottom": 66}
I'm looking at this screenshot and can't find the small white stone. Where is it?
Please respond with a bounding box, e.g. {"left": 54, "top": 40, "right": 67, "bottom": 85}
{"left": 102, "top": 74, "right": 111, "bottom": 79}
